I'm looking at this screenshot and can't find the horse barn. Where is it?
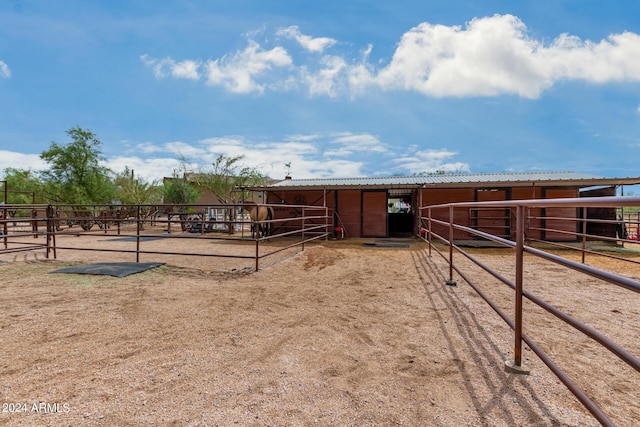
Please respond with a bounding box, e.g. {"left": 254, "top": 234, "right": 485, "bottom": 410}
{"left": 252, "top": 171, "right": 640, "bottom": 240}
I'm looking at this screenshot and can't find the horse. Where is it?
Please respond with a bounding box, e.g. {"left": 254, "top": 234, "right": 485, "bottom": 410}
{"left": 249, "top": 206, "right": 274, "bottom": 238}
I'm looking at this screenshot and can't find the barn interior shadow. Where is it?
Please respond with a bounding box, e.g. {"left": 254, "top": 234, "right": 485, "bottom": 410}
{"left": 410, "top": 247, "right": 566, "bottom": 426}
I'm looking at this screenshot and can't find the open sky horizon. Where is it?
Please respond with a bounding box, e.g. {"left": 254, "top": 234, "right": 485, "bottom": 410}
{"left": 1, "top": 1, "right": 640, "bottom": 183}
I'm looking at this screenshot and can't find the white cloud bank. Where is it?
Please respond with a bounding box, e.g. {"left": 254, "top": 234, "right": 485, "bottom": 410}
{"left": 1, "top": 133, "right": 467, "bottom": 181}
{"left": 0, "top": 151, "right": 46, "bottom": 172}
{"left": 394, "top": 149, "right": 470, "bottom": 175}
{"left": 141, "top": 41, "right": 292, "bottom": 94}
{"left": 142, "top": 14, "right": 640, "bottom": 99}
{"left": 376, "top": 14, "right": 640, "bottom": 98}
{"left": 0, "top": 61, "right": 10, "bottom": 78}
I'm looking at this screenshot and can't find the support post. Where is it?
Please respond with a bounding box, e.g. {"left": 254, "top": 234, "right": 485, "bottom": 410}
{"left": 136, "top": 205, "right": 141, "bottom": 263}
{"left": 255, "top": 237, "right": 260, "bottom": 271}
{"left": 505, "top": 205, "right": 530, "bottom": 374}
{"left": 446, "top": 206, "right": 456, "bottom": 286}
{"left": 1, "top": 205, "right": 7, "bottom": 249}
{"left": 581, "top": 207, "right": 587, "bottom": 264}
{"left": 302, "top": 206, "right": 305, "bottom": 251}
{"left": 428, "top": 207, "right": 432, "bottom": 258}
{"left": 46, "top": 205, "right": 53, "bottom": 259}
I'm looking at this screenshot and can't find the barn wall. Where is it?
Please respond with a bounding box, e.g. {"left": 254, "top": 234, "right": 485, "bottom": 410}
{"left": 362, "top": 191, "right": 387, "bottom": 237}
{"left": 475, "top": 189, "right": 509, "bottom": 239}
{"left": 337, "top": 190, "right": 362, "bottom": 238}
{"left": 266, "top": 190, "right": 335, "bottom": 234}
{"left": 266, "top": 190, "right": 333, "bottom": 207}
{"left": 512, "top": 187, "right": 543, "bottom": 240}
{"left": 263, "top": 184, "right": 591, "bottom": 241}
{"left": 544, "top": 188, "right": 580, "bottom": 241}
{"left": 419, "top": 188, "right": 475, "bottom": 239}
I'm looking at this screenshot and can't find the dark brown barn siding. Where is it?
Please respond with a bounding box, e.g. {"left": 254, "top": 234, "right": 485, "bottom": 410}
{"left": 362, "top": 191, "right": 387, "bottom": 237}
{"left": 266, "top": 190, "right": 335, "bottom": 234}
{"left": 420, "top": 188, "right": 475, "bottom": 239}
{"left": 475, "top": 189, "right": 509, "bottom": 238}
{"left": 267, "top": 190, "right": 333, "bottom": 207}
{"left": 261, "top": 179, "right": 620, "bottom": 242}
{"left": 512, "top": 187, "right": 543, "bottom": 240}
{"left": 544, "top": 188, "right": 579, "bottom": 241}
{"left": 337, "top": 190, "right": 362, "bottom": 237}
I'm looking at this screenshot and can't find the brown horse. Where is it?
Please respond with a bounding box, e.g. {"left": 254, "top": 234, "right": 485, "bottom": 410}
{"left": 249, "top": 206, "right": 274, "bottom": 238}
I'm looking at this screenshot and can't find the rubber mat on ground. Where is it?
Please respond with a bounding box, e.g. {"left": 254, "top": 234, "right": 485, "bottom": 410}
{"left": 52, "top": 262, "right": 165, "bottom": 277}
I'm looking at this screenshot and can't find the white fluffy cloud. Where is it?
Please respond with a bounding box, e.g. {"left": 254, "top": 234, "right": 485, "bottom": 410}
{"left": 121, "top": 133, "right": 386, "bottom": 180}
{"left": 393, "top": 149, "right": 470, "bottom": 174}
{"left": 0, "top": 151, "right": 46, "bottom": 173}
{"left": 140, "top": 55, "right": 200, "bottom": 80}
{"left": 143, "top": 15, "right": 640, "bottom": 99}
{"left": 106, "top": 156, "right": 183, "bottom": 182}
{"left": 302, "top": 55, "right": 348, "bottom": 97}
{"left": 0, "top": 61, "right": 10, "bottom": 78}
{"left": 277, "top": 25, "right": 337, "bottom": 53}
{"left": 0, "top": 135, "right": 464, "bottom": 181}
{"left": 204, "top": 41, "right": 292, "bottom": 93}
{"left": 325, "top": 132, "right": 387, "bottom": 157}
{"left": 373, "top": 14, "right": 640, "bottom": 98}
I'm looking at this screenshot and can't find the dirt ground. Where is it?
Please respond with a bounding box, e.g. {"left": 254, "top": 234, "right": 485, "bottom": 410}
{"left": 0, "top": 231, "right": 639, "bottom": 426}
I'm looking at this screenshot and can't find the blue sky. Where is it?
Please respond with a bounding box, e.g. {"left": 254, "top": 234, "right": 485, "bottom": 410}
{"left": 1, "top": 0, "right": 640, "bottom": 182}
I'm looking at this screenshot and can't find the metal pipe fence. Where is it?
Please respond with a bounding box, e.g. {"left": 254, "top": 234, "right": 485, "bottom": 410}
{"left": 418, "top": 195, "right": 640, "bottom": 427}
{"left": 0, "top": 203, "right": 332, "bottom": 271}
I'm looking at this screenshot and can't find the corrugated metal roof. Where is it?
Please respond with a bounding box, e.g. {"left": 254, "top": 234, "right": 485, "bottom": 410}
{"left": 255, "top": 172, "right": 640, "bottom": 190}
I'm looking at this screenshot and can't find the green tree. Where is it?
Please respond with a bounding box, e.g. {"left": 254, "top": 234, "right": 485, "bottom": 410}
{"left": 193, "top": 154, "right": 266, "bottom": 205}
{"left": 114, "top": 167, "right": 162, "bottom": 206}
{"left": 1, "top": 167, "right": 43, "bottom": 204}
{"left": 162, "top": 169, "right": 200, "bottom": 232}
{"left": 190, "top": 154, "right": 267, "bottom": 234}
{"left": 162, "top": 173, "right": 200, "bottom": 205}
{"left": 39, "top": 127, "right": 115, "bottom": 204}
{"left": 114, "top": 167, "right": 163, "bottom": 229}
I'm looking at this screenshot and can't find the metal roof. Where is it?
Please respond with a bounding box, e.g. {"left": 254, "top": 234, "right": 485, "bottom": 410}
{"left": 254, "top": 172, "right": 640, "bottom": 191}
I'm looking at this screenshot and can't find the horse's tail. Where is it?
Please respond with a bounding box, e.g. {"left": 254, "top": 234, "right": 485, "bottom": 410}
{"left": 266, "top": 207, "right": 273, "bottom": 236}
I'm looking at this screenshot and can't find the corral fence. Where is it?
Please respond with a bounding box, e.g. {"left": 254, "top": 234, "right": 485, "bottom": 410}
{"left": 622, "top": 210, "right": 640, "bottom": 241}
{"left": 0, "top": 203, "right": 332, "bottom": 271}
{"left": 418, "top": 196, "right": 640, "bottom": 427}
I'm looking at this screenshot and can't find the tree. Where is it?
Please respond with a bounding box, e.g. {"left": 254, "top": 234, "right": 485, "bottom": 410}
{"left": 39, "top": 127, "right": 115, "bottom": 204}
{"left": 114, "top": 167, "right": 162, "bottom": 206}
{"left": 114, "top": 167, "right": 163, "bottom": 229}
{"left": 1, "top": 167, "right": 43, "bottom": 204}
{"left": 162, "top": 173, "right": 200, "bottom": 206}
{"left": 162, "top": 169, "right": 201, "bottom": 232}
{"left": 192, "top": 154, "right": 267, "bottom": 205}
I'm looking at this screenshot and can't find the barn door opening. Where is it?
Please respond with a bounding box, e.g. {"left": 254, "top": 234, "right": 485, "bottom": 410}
{"left": 388, "top": 189, "right": 415, "bottom": 237}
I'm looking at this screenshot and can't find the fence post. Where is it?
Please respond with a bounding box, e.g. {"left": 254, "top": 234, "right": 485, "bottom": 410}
{"left": 1, "top": 205, "right": 7, "bottom": 249}
{"left": 31, "top": 208, "right": 38, "bottom": 238}
{"left": 581, "top": 207, "right": 588, "bottom": 264}
{"left": 46, "top": 205, "right": 53, "bottom": 259}
{"left": 446, "top": 206, "right": 456, "bottom": 286}
{"left": 325, "top": 206, "right": 329, "bottom": 241}
{"left": 255, "top": 237, "right": 260, "bottom": 271}
{"left": 428, "top": 207, "right": 432, "bottom": 258}
{"left": 302, "top": 206, "right": 306, "bottom": 251}
{"left": 505, "top": 205, "right": 530, "bottom": 374}
{"left": 136, "top": 205, "right": 141, "bottom": 263}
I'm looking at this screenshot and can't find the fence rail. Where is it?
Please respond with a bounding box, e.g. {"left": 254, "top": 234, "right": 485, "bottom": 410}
{"left": 418, "top": 195, "right": 640, "bottom": 426}
{"left": 0, "top": 203, "right": 332, "bottom": 271}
